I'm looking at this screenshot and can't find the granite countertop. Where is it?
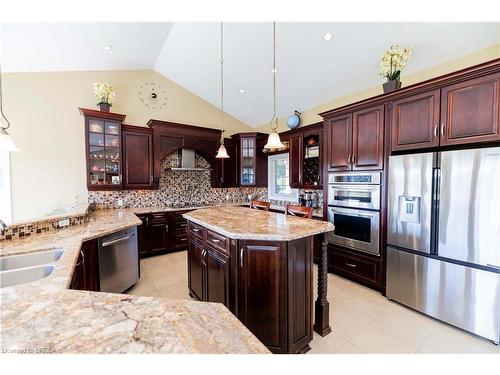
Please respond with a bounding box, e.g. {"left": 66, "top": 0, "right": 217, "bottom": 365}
{"left": 183, "top": 206, "right": 334, "bottom": 241}
{"left": 0, "top": 209, "right": 269, "bottom": 354}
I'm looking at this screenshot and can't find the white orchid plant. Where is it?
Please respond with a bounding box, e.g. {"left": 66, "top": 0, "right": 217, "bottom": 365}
{"left": 93, "top": 82, "right": 115, "bottom": 106}
{"left": 380, "top": 45, "right": 412, "bottom": 82}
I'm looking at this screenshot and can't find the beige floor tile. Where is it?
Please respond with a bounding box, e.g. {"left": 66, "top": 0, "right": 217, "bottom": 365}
{"left": 416, "top": 321, "right": 499, "bottom": 354}
{"left": 127, "top": 251, "right": 499, "bottom": 354}
{"left": 349, "top": 325, "right": 416, "bottom": 354}
{"left": 309, "top": 331, "right": 348, "bottom": 354}
{"left": 334, "top": 342, "right": 366, "bottom": 354}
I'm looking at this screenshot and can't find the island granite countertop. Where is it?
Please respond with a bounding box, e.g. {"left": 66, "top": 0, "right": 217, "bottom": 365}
{"left": 0, "top": 209, "right": 269, "bottom": 354}
{"left": 183, "top": 206, "right": 334, "bottom": 241}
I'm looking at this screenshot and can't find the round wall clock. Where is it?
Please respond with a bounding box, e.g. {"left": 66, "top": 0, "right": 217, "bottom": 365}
{"left": 138, "top": 82, "right": 167, "bottom": 110}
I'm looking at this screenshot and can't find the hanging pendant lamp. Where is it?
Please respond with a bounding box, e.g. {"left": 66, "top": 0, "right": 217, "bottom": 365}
{"left": 264, "top": 22, "right": 284, "bottom": 150}
{"left": 215, "top": 22, "right": 229, "bottom": 159}
{"left": 0, "top": 62, "right": 20, "bottom": 152}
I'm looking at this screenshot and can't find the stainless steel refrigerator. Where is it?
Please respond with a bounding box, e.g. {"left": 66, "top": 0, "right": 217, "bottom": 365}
{"left": 386, "top": 146, "right": 500, "bottom": 344}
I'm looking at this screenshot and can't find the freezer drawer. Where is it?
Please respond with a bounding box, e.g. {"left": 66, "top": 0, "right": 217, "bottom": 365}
{"left": 387, "top": 247, "right": 500, "bottom": 344}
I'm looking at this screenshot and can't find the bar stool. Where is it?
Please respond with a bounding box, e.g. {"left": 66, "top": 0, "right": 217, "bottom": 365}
{"left": 250, "top": 200, "right": 271, "bottom": 211}
{"left": 285, "top": 204, "right": 313, "bottom": 219}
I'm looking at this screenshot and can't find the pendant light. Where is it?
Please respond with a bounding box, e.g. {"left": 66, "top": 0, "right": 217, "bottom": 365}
{"left": 0, "top": 62, "right": 20, "bottom": 152}
{"left": 215, "top": 22, "right": 229, "bottom": 159}
{"left": 264, "top": 22, "right": 285, "bottom": 150}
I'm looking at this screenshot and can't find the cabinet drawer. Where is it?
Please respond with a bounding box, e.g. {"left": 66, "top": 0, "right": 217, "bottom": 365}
{"left": 150, "top": 212, "right": 169, "bottom": 222}
{"left": 188, "top": 222, "right": 205, "bottom": 239}
{"left": 206, "top": 230, "right": 229, "bottom": 255}
{"left": 329, "top": 247, "right": 379, "bottom": 287}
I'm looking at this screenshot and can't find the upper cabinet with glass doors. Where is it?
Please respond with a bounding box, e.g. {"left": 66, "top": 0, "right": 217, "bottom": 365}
{"left": 79, "top": 108, "right": 126, "bottom": 190}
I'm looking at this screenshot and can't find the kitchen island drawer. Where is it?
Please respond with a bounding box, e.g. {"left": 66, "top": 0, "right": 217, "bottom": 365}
{"left": 188, "top": 222, "right": 206, "bottom": 239}
{"left": 328, "top": 245, "right": 379, "bottom": 288}
{"left": 206, "top": 229, "right": 229, "bottom": 255}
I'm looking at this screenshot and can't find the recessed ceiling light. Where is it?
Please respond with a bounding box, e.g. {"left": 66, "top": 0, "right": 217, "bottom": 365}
{"left": 239, "top": 89, "right": 245, "bottom": 94}
{"left": 323, "top": 32, "right": 332, "bottom": 41}
{"left": 103, "top": 45, "right": 113, "bottom": 51}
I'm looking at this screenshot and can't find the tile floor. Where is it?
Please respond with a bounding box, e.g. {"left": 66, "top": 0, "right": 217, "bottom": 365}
{"left": 127, "top": 251, "right": 500, "bottom": 354}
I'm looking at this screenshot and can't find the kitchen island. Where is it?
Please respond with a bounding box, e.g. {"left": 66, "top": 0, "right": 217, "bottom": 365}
{"left": 183, "top": 206, "right": 335, "bottom": 354}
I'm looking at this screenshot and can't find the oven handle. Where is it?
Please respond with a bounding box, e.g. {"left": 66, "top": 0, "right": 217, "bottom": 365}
{"left": 329, "top": 207, "right": 378, "bottom": 219}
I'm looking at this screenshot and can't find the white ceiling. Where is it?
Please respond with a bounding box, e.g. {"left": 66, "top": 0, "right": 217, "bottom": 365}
{"left": 2, "top": 22, "right": 499, "bottom": 127}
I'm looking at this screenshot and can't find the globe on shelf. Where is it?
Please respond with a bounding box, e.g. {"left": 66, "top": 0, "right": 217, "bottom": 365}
{"left": 287, "top": 110, "right": 302, "bottom": 130}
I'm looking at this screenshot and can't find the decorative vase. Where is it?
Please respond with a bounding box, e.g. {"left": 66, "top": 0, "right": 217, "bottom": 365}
{"left": 383, "top": 79, "right": 402, "bottom": 94}
{"left": 98, "top": 103, "right": 111, "bottom": 112}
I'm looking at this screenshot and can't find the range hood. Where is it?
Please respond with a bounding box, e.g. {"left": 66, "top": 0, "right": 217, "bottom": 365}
{"left": 167, "top": 149, "right": 212, "bottom": 171}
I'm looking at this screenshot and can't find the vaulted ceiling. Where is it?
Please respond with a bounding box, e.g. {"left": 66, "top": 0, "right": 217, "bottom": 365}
{"left": 2, "top": 22, "right": 499, "bottom": 127}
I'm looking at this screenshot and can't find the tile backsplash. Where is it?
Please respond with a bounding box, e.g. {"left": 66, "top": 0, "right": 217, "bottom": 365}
{"left": 88, "top": 151, "right": 323, "bottom": 215}
{"left": 89, "top": 152, "right": 268, "bottom": 209}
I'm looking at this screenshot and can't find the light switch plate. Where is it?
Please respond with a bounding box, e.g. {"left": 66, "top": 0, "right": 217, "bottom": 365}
{"left": 58, "top": 219, "right": 70, "bottom": 228}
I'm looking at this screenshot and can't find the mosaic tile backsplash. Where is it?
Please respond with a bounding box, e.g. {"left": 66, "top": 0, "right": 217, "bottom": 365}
{"left": 89, "top": 152, "right": 268, "bottom": 209}
{"left": 88, "top": 151, "right": 323, "bottom": 213}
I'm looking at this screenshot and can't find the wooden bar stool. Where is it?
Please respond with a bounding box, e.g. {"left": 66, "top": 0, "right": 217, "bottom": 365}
{"left": 250, "top": 200, "right": 270, "bottom": 211}
{"left": 285, "top": 204, "right": 313, "bottom": 219}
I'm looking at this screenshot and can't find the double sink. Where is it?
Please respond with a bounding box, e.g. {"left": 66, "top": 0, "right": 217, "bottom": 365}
{"left": 0, "top": 248, "right": 64, "bottom": 288}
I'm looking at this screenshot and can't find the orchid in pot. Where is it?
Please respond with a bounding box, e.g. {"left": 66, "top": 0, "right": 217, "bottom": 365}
{"left": 380, "top": 45, "right": 412, "bottom": 93}
{"left": 93, "top": 82, "right": 115, "bottom": 112}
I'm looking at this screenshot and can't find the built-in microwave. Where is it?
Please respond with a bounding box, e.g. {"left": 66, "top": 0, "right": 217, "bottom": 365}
{"left": 326, "top": 206, "right": 380, "bottom": 256}
{"left": 327, "top": 172, "right": 381, "bottom": 210}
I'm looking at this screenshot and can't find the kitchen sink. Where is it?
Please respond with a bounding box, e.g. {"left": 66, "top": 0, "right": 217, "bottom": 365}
{"left": 0, "top": 248, "right": 64, "bottom": 271}
{"left": 0, "top": 265, "right": 56, "bottom": 288}
{"left": 0, "top": 248, "right": 63, "bottom": 288}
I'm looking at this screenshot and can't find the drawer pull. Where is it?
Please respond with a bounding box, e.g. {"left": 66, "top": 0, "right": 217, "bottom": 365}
{"left": 345, "top": 262, "right": 357, "bottom": 268}
{"left": 211, "top": 238, "right": 220, "bottom": 243}
{"left": 192, "top": 228, "right": 199, "bottom": 232}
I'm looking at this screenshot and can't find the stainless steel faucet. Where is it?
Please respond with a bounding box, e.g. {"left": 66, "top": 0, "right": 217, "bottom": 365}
{"left": 0, "top": 218, "right": 7, "bottom": 234}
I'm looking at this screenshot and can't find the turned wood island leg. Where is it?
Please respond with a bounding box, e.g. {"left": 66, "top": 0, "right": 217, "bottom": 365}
{"left": 313, "top": 236, "right": 332, "bottom": 336}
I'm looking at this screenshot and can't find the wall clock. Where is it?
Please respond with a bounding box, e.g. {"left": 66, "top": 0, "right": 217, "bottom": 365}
{"left": 138, "top": 82, "right": 167, "bottom": 110}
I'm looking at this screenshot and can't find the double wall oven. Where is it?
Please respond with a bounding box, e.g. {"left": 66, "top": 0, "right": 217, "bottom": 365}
{"left": 326, "top": 172, "right": 381, "bottom": 256}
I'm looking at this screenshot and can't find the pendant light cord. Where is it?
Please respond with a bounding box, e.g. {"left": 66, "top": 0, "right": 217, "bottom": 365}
{"left": 219, "top": 22, "right": 224, "bottom": 145}
{"left": 0, "top": 62, "right": 11, "bottom": 130}
{"left": 269, "top": 21, "right": 278, "bottom": 133}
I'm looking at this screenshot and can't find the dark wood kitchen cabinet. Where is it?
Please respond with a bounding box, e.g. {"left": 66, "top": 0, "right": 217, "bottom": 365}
{"left": 137, "top": 210, "right": 191, "bottom": 258}
{"left": 391, "top": 72, "right": 500, "bottom": 152}
{"left": 232, "top": 132, "right": 268, "bottom": 187}
{"left": 188, "top": 235, "right": 206, "bottom": 301}
{"left": 283, "top": 123, "right": 323, "bottom": 189}
{"left": 186, "top": 221, "right": 314, "bottom": 354}
{"left": 213, "top": 138, "right": 239, "bottom": 188}
{"left": 440, "top": 72, "right": 500, "bottom": 146}
{"left": 80, "top": 108, "right": 126, "bottom": 190}
{"left": 187, "top": 223, "right": 234, "bottom": 311}
{"left": 205, "top": 245, "right": 231, "bottom": 306}
{"left": 122, "top": 125, "right": 154, "bottom": 189}
{"left": 70, "top": 239, "right": 100, "bottom": 291}
{"left": 391, "top": 90, "right": 441, "bottom": 151}
{"left": 325, "top": 104, "right": 384, "bottom": 171}
{"left": 238, "top": 240, "right": 288, "bottom": 353}
{"left": 328, "top": 245, "right": 380, "bottom": 289}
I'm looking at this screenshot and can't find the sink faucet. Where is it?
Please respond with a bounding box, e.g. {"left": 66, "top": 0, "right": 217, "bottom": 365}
{"left": 0, "top": 218, "right": 7, "bottom": 234}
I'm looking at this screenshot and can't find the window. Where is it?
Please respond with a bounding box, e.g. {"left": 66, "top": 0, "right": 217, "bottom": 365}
{"left": 268, "top": 153, "right": 299, "bottom": 202}
{"left": 0, "top": 151, "right": 12, "bottom": 224}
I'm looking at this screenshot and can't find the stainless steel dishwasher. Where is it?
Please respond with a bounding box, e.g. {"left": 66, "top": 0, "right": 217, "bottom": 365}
{"left": 98, "top": 227, "right": 139, "bottom": 293}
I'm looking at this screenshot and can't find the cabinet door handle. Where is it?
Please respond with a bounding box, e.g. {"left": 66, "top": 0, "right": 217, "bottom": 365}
{"left": 145, "top": 217, "right": 149, "bottom": 226}
{"left": 76, "top": 249, "right": 85, "bottom": 267}
{"left": 347, "top": 154, "right": 352, "bottom": 165}
{"left": 201, "top": 249, "right": 207, "bottom": 266}
{"left": 352, "top": 154, "right": 356, "bottom": 166}
{"left": 165, "top": 224, "right": 168, "bottom": 232}
{"left": 240, "top": 248, "right": 244, "bottom": 268}
{"left": 440, "top": 123, "right": 445, "bottom": 137}
{"left": 345, "top": 262, "right": 357, "bottom": 268}
{"left": 434, "top": 124, "right": 438, "bottom": 139}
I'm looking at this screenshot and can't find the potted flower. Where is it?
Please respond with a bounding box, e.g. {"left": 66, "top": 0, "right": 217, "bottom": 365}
{"left": 93, "top": 82, "right": 115, "bottom": 112}
{"left": 380, "top": 45, "right": 412, "bottom": 93}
